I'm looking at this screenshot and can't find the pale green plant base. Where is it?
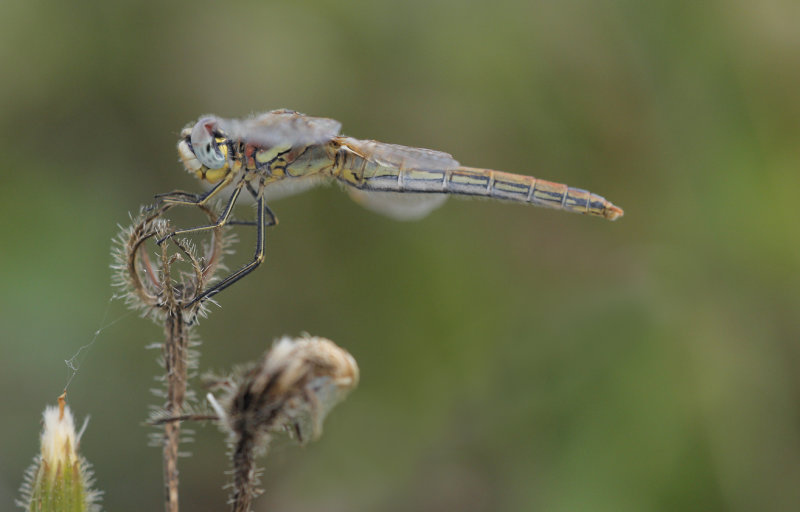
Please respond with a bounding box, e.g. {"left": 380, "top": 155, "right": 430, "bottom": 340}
{"left": 23, "top": 457, "right": 96, "bottom": 512}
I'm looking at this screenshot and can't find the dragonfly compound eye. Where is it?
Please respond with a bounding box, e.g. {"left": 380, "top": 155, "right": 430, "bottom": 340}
{"left": 191, "top": 117, "right": 227, "bottom": 169}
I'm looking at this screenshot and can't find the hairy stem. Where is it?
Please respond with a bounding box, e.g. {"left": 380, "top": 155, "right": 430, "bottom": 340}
{"left": 231, "top": 432, "right": 257, "bottom": 512}
{"left": 163, "top": 308, "right": 189, "bottom": 512}
{"left": 116, "top": 203, "right": 235, "bottom": 512}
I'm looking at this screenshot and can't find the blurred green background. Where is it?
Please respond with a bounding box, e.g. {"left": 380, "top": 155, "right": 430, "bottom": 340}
{"left": 2, "top": 0, "right": 799, "bottom": 511}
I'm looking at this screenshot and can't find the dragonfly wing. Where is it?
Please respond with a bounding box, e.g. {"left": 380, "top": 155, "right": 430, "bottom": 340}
{"left": 341, "top": 138, "right": 459, "bottom": 220}
{"left": 217, "top": 110, "right": 342, "bottom": 148}
{"left": 262, "top": 175, "right": 327, "bottom": 202}
{"left": 347, "top": 189, "right": 448, "bottom": 220}
{"left": 344, "top": 138, "right": 460, "bottom": 170}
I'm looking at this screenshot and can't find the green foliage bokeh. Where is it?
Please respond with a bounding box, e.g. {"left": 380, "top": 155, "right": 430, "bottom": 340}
{"left": 1, "top": 1, "right": 799, "bottom": 511}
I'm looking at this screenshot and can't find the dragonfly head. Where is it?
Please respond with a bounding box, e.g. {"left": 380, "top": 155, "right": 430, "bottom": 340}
{"left": 177, "top": 117, "right": 231, "bottom": 184}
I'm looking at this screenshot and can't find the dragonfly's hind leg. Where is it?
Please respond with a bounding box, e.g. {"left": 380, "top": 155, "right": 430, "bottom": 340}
{"left": 186, "top": 196, "right": 276, "bottom": 306}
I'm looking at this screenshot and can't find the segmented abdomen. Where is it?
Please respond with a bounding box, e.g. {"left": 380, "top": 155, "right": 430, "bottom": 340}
{"left": 333, "top": 139, "right": 623, "bottom": 220}
{"left": 444, "top": 167, "right": 623, "bottom": 220}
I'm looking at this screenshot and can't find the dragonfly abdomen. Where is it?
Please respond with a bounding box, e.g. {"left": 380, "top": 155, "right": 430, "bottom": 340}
{"left": 332, "top": 142, "right": 622, "bottom": 220}
{"left": 354, "top": 163, "right": 622, "bottom": 220}
{"left": 454, "top": 167, "right": 622, "bottom": 219}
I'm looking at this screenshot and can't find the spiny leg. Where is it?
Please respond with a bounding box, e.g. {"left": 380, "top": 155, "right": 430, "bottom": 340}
{"left": 223, "top": 182, "right": 279, "bottom": 226}
{"left": 221, "top": 182, "right": 280, "bottom": 227}
{"left": 153, "top": 190, "right": 200, "bottom": 204}
{"left": 155, "top": 174, "right": 233, "bottom": 207}
{"left": 225, "top": 186, "right": 263, "bottom": 226}
{"left": 157, "top": 180, "right": 245, "bottom": 245}
{"left": 187, "top": 196, "right": 277, "bottom": 306}
{"left": 148, "top": 175, "right": 232, "bottom": 214}
{"left": 196, "top": 182, "right": 275, "bottom": 227}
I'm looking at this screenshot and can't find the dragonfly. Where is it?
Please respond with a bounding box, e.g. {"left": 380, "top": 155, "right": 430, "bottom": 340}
{"left": 159, "top": 109, "right": 623, "bottom": 305}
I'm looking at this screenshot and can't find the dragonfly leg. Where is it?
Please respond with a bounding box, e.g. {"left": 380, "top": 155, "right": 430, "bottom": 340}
{"left": 156, "top": 180, "right": 245, "bottom": 245}
{"left": 154, "top": 190, "right": 200, "bottom": 203}
{"left": 155, "top": 174, "right": 233, "bottom": 206}
{"left": 227, "top": 219, "right": 257, "bottom": 226}
{"left": 208, "top": 181, "right": 276, "bottom": 227}
{"left": 146, "top": 190, "right": 199, "bottom": 212}
{"left": 186, "top": 196, "right": 276, "bottom": 306}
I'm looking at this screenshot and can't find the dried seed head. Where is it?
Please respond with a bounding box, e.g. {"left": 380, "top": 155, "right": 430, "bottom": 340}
{"left": 209, "top": 336, "right": 359, "bottom": 512}
{"left": 212, "top": 335, "right": 359, "bottom": 446}
{"left": 111, "top": 204, "right": 232, "bottom": 322}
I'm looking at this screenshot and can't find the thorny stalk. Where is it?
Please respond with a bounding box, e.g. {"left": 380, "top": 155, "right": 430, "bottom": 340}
{"left": 114, "top": 203, "right": 227, "bottom": 512}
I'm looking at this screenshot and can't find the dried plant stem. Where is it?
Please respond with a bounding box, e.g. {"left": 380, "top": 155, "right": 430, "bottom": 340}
{"left": 117, "top": 204, "right": 359, "bottom": 512}
{"left": 116, "top": 202, "right": 227, "bottom": 512}
{"left": 163, "top": 309, "right": 189, "bottom": 512}
{"left": 159, "top": 233, "right": 192, "bottom": 512}
{"left": 210, "top": 336, "right": 360, "bottom": 512}
{"left": 231, "top": 433, "right": 257, "bottom": 512}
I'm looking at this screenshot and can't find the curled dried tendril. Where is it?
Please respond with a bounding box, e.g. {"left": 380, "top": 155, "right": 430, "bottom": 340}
{"left": 112, "top": 203, "right": 229, "bottom": 320}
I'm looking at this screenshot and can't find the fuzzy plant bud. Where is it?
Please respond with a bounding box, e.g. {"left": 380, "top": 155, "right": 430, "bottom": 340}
{"left": 18, "top": 395, "right": 101, "bottom": 512}
{"left": 211, "top": 335, "right": 360, "bottom": 446}
{"left": 207, "top": 336, "right": 359, "bottom": 512}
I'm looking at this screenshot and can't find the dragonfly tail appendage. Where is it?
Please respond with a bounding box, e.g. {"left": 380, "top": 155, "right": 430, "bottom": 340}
{"left": 448, "top": 167, "right": 623, "bottom": 220}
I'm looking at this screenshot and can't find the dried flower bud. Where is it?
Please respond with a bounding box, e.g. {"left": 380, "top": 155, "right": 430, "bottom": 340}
{"left": 212, "top": 335, "right": 359, "bottom": 446}
{"left": 208, "top": 336, "right": 358, "bottom": 512}
{"left": 18, "top": 395, "right": 101, "bottom": 512}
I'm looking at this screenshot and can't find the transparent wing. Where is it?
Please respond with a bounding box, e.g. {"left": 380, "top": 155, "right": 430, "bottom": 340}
{"left": 346, "top": 189, "right": 448, "bottom": 220}
{"left": 345, "top": 138, "right": 460, "bottom": 170}
{"left": 217, "top": 109, "right": 342, "bottom": 148}
{"left": 341, "top": 138, "right": 459, "bottom": 220}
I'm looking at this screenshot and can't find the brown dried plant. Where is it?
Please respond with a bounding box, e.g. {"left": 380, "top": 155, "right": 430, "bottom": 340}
{"left": 112, "top": 203, "right": 358, "bottom": 512}
{"left": 112, "top": 202, "right": 229, "bottom": 512}
{"left": 206, "top": 335, "right": 359, "bottom": 512}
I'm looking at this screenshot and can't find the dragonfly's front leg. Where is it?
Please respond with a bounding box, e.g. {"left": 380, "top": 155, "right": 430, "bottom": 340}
{"left": 156, "top": 179, "right": 245, "bottom": 245}
{"left": 153, "top": 189, "right": 201, "bottom": 204}
{"left": 155, "top": 174, "right": 233, "bottom": 207}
